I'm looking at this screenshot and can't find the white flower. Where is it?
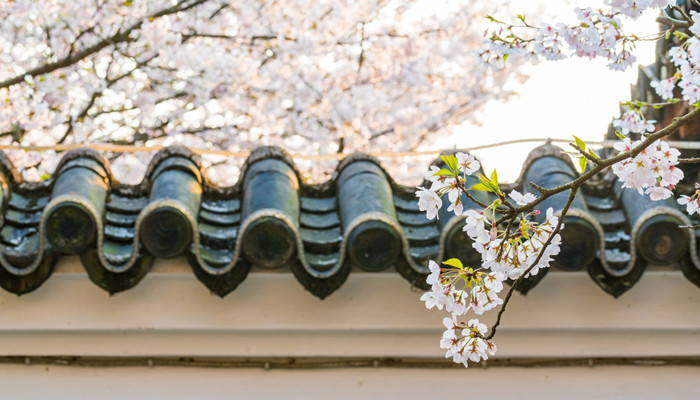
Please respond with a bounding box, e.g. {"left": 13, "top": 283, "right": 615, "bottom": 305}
{"left": 465, "top": 338, "right": 487, "bottom": 363}
{"left": 424, "top": 165, "right": 442, "bottom": 182}
{"left": 691, "top": 11, "right": 700, "bottom": 38}
{"left": 679, "top": 195, "right": 700, "bottom": 216}
{"left": 462, "top": 209, "right": 490, "bottom": 244}
{"left": 426, "top": 260, "right": 441, "bottom": 285}
{"left": 508, "top": 189, "right": 536, "bottom": 206}
{"left": 483, "top": 272, "right": 505, "bottom": 292}
{"left": 471, "top": 286, "right": 503, "bottom": 315}
{"left": 420, "top": 283, "right": 447, "bottom": 310}
{"left": 455, "top": 152, "right": 480, "bottom": 176}
{"left": 466, "top": 319, "right": 487, "bottom": 335}
{"left": 416, "top": 187, "right": 442, "bottom": 220}
{"left": 645, "top": 186, "right": 673, "bottom": 201}
{"left": 445, "top": 287, "right": 470, "bottom": 316}
{"left": 650, "top": 78, "right": 675, "bottom": 100}
{"left": 444, "top": 180, "right": 464, "bottom": 216}
{"left": 447, "top": 193, "right": 464, "bottom": 216}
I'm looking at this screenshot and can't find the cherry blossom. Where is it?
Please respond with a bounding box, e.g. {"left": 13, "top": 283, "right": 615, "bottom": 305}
{"left": 612, "top": 110, "right": 656, "bottom": 135}
{"left": 678, "top": 184, "right": 700, "bottom": 216}
{"left": 508, "top": 190, "right": 536, "bottom": 206}
{"left": 612, "top": 138, "right": 683, "bottom": 198}
{"left": 650, "top": 78, "right": 675, "bottom": 100}
{"left": 416, "top": 187, "right": 442, "bottom": 220}
{"left": 456, "top": 152, "right": 481, "bottom": 176}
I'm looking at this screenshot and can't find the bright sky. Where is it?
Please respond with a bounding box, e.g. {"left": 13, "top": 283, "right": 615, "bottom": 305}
{"left": 440, "top": 3, "right": 659, "bottom": 182}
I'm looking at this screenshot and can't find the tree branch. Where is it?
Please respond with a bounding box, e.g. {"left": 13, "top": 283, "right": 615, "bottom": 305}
{"left": 491, "top": 106, "right": 700, "bottom": 225}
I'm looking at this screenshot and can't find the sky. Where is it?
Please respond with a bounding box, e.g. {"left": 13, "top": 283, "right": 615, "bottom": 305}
{"left": 434, "top": 2, "right": 659, "bottom": 183}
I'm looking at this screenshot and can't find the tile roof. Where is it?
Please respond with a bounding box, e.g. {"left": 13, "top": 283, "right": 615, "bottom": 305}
{"left": 0, "top": 144, "right": 697, "bottom": 298}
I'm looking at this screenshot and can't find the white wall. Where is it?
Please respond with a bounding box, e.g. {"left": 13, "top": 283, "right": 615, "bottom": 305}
{"left": 0, "top": 257, "right": 698, "bottom": 398}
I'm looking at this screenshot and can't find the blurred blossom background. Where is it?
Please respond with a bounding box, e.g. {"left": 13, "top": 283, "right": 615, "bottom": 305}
{"left": 0, "top": 0, "right": 657, "bottom": 185}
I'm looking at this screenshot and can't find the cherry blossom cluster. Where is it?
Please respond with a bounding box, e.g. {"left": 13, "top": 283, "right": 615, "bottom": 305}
{"left": 483, "top": 1, "right": 677, "bottom": 72}
{"left": 612, "top": 110, "right": 657, "bottom": 135}
{"left": 441, "top": 315, "right": 497, "bottom": 366}
{"left": 416, "top": 152, "right": 481, "bottom": 219}
{"left": 420, "top": 259, "right": 501, "bottom": 366}
{"left": 611, "top": 136, "right": 683, "bottom": 200}
{"left": 641, "top": 8, "right": 700, "bottom": 106}
{"left": 654, "top": 34, "right": 700, "bottom": 104}
{"left": 464, "top": 204, "right": 562, "bottom": 280}
{"left": 483, "top": 8, "right": 637, "bottom": 71}
{"left": 417, "top": 152, "right": 563, "bottom": 367}
{"left": 420, "top": 259, "right": 505, "bottom": 317}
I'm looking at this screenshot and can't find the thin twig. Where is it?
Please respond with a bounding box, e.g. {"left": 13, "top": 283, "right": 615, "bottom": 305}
{"left": 568, "top": 143, "right": 601, "bottom": 165}
{"left": 680, "top": 224, "right": 700, "bottom": 230}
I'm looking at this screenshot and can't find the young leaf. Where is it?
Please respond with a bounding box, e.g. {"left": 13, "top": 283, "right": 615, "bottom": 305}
{"left": 490, "top": 169, "right": 498, "bottom": 186}
{"left": 442, "top": 258, "right": 464, "bottom": 270}
{"left": 440, "top": 154, "right": 458, "bottom": 173}
{"left": 469, "top": 182, "right": 491, "bottom": 192}
{"left": 573, "top": 135, "right": 586, "bottom": 151}
{"left": 615, "top": 131, "right": 626, "bottom": 140}
{"left": 478, "top": 174, "right": 498, "bottom": 192}
{"left": 434, "top": 168, "right": 455, "bottom": 177}
{"left": 578, "top": 156, "right": 587, "bottom": 173}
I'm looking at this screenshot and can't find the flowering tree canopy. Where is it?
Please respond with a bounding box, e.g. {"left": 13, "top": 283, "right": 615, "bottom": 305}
{"left": 0, "top": 0, "right": 525, "bottom": 184}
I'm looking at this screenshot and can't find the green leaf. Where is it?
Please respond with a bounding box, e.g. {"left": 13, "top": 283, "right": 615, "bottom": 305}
{"left": 478, "top": 174, "right": 497, "bottom": 191}
{"left": 490, "top": 169, "right": 498, "bottom": 186}
{"left": 615, "top": 131, "right": 626, "bottom": 140}
{"left": 578, "top": 156, "right": 588, "bottom": 173}
{"left": 469, "top": 182, "right": 491, "bottom": 191}
{"left": 442, "top": 258, "right": 464, "bottom": 270}
{"left": 573, "top": 135, "right": 586, "bottom": 151}
{"left": 588, "top": 149, "right": 600, "bottom": 159}
{"left": 439, "top": 154, "right": 458, "bottom": 173}
{"left": 433, "top": 168, "right": 454, "bottom": 177}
